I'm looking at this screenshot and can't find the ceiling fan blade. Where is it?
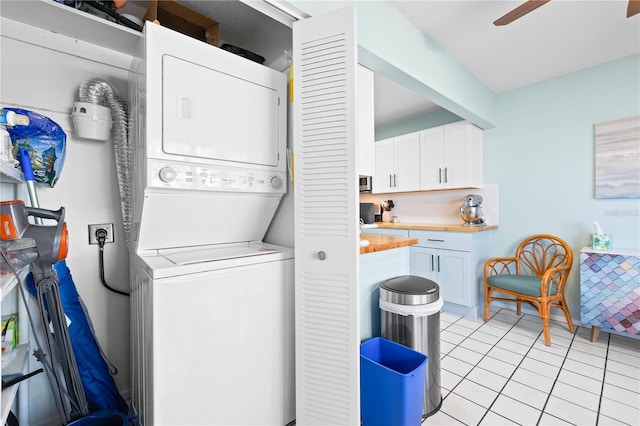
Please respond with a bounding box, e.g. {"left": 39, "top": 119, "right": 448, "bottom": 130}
{"left": 628, "top": 0, "right": 640, "bottom": 17}
{"left": 494, "top": 0, "right": 551, "bottom": 26}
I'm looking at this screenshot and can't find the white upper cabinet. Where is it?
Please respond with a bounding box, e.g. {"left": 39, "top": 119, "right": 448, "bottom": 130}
{"left": 372, "top": 137, "right": 394, "bottom": 192}
{"left": 395, "top": 132, "right": 421, "bottom": 191}
{"left": 420, "top": 121, "right": 483, "bottom": 190}
{"left": 372, "top": 131, "right": 421, "bottom": 193}
{"left": 357, "top": 65, "right": 375, "bottom": 176}
{"left": 419, "top": 126, "right": 445, "bottom": 189}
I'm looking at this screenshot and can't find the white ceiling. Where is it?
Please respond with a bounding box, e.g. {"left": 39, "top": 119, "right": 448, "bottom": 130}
{"left": 392, "top": 0, "right": 640, "bottom": 94}
{"left": 376, "top": 0, "right": 640, "bottom": 126}
{"left": 174, "top": 1, "right": 640, "bottom": 127}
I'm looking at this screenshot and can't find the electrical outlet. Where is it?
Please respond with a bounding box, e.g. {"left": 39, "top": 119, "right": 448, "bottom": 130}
{"left": 88, "top": 223, "right": 114, "bottom": 245}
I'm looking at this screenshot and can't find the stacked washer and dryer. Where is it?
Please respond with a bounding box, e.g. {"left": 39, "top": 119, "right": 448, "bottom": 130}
{"left": 128, "top": 24, "right": 294, "bottom": 425}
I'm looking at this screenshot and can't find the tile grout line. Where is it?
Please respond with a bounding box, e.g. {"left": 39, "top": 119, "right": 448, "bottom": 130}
{"left": 443, "top": 309, "right": 542, "bottom": 425}
{"left": 440, "top": 311, "right": 639, "bottom": 426}
{"left": 477, "top": 311, "right": 549, "bottom": 425}
{"left": 533, "top": 325, "right": 579, "bottom": 426}
{"left": 595, "top": 332, "right": 611, "bottom": 426}
{"left": 436, "top": 309, "right": 510, "bottom": 424}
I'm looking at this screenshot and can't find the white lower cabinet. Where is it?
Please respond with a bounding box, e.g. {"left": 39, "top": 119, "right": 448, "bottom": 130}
{"left": 409, "top": 230, "right": 492, "bottom": 317}
{"left": 410, "top": 246, "right": 472, "bottom": 306}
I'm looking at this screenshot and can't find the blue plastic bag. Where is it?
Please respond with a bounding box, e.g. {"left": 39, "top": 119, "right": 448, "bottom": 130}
{"left": 27, "top": 261, "right": 129, "bottom": 416}
{"left": 4, "top": 108, "right": 66, "bottom": 187}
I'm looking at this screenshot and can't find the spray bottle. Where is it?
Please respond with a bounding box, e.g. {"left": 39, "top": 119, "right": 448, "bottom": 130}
{"left": 0, "top": 109, "right": 29, "bottom": 165}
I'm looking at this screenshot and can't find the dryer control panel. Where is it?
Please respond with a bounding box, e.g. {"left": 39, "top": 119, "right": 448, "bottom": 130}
{"left": 148, "top": 160, "right": 287, "bottom": 194}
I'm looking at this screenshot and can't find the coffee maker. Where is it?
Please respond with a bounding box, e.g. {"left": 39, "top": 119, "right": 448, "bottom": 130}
{"left": 459, "top": 194, "right": 485, "bottom": 226}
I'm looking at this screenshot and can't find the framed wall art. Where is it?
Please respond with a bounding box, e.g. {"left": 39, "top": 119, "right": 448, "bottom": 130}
{"left": 594, "top": 116, "right": 640, "bottom": 199}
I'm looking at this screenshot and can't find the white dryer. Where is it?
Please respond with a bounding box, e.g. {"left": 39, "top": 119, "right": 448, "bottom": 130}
{"left": 128, "top": 23, "right": 293, "bottom": 425}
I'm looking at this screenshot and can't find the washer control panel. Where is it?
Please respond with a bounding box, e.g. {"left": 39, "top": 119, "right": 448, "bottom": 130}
{"left": 148, "top": 161, "right": 287, "bottom": 194}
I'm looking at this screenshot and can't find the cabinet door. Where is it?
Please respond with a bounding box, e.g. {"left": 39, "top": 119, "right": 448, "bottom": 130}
{"left": 411, "top": 247, "right": 472, "bottom": 306}
{"left": 410, "top": 247, "right": 438, "bottom": 281}
{"left": 372, "top": 138, "right": 395, "bottom": 193}
{"left": 293, "top": 7, "right": 359, "bottom": 424}
{"left": 442, "top": 123, "right": 469, "bottom": 188}
{"left": 419, "top": 126, "right": 444, "bottom": 190}
{"left": 420, "top": 122, "right": 483, "bottom": 190}
{"left": 442, "top": 122, "right": 483, "bottom": 189}
{"left": 357, "top": 65, "right": 374, "bottom": 176}
{"left": 438, "top": 249, "right": 472, "bottom": 306}
{"left": 394, "top": 132, "right": 421, "bottom": 192}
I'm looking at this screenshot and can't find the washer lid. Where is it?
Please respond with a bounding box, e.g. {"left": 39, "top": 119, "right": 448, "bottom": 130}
{"left": 379, "top": 275, "right": 440, "bottom": 305}
{"left": 162, "top": 245, "right": 279, "bottom": 265}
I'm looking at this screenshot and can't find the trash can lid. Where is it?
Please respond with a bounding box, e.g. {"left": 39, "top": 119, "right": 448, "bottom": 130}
{"left": 379, "top": 275, "right": 440, "bottom": 305}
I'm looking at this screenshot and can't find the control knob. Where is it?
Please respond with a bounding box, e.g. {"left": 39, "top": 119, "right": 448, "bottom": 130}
{"left": 159, "top": 167, "right": 177, "bottom": 183}
{"left": 270, "top": 175, "right": 284, "bottom": 190}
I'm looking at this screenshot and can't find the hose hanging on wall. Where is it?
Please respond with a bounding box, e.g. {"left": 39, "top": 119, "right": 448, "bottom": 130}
{"left": 76, "top": 79, "right": 132, "bottom": 243}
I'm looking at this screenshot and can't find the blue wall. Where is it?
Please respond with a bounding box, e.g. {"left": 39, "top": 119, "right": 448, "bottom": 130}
{"left": 484, "top": 55, "right": 640, "bottom": 319}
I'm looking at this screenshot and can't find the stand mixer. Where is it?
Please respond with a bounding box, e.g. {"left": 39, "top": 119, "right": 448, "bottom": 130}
{"left": 459, "top": 194, "right": 486, "bottom": 226}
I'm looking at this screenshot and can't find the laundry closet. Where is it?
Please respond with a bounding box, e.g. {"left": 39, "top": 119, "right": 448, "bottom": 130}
{"left": 0, "top": 1, "right": 298, "bottom": 424}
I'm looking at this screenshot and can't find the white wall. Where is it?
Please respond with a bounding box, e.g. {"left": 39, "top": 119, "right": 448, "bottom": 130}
{"left": 1, "top": 18, "right": 132, "bottom": 425}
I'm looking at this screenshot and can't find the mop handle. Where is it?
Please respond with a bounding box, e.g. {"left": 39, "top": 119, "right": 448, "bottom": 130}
{"left": 19, "top": 148, "right": 42, "bottom": 223}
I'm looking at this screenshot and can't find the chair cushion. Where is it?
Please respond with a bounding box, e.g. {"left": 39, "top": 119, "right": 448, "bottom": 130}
{"left": 487, "top": 274, "right": 557, "bottom": 297}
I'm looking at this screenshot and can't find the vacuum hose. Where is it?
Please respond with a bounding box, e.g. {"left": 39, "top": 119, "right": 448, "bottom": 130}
{"left": 77, "top": 79, "right": 132, "bottom": 243}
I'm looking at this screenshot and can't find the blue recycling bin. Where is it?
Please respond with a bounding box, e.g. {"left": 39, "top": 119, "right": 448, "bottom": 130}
{"left": 360, "top": 337, "right": 428, "bottom": 426}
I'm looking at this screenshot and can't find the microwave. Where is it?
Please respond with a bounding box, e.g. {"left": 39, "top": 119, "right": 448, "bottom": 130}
{"left": 359, "top": 176, "right": 372, "bottom": 192}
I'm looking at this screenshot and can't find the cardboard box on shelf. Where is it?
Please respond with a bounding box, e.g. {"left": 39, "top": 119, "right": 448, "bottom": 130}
{"left": 144, "top": 0, "right": 219, "bottom": 46}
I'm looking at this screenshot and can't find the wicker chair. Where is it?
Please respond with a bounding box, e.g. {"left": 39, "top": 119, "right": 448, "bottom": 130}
{"left": 483, "top": 234, "right": 575, "bottom": 346}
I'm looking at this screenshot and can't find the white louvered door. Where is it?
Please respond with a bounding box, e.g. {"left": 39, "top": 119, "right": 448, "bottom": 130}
{"left": 293, "top": 7, "right": 360, "bottom": 425}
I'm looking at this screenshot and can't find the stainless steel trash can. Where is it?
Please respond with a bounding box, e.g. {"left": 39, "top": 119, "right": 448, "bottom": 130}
{"left": 380, "top": 275, "right": 443, "bottom": 418}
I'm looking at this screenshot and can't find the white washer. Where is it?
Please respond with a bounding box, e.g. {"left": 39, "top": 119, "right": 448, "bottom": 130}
{"left": 128, "top": 24, "right": 293, "bottom": 425}
{"left": 131, "top": 242, "right": 294, "bottom": 426}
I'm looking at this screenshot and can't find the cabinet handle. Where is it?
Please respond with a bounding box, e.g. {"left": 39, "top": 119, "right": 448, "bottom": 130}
{"left": 393, "top": 174, "right": 397, "bottom": 187}
{"left": 317, "top": 251, "right": 326, "bottom": 260}
{"left": 444, "top": 167, "right": 448, "bottom": 183}
{"left": 437, "top": 255, "right": 441, "bottom": 273}
{"left": 427, "top": 239, "right": 445, "bottom": 242}
{"left": 389, "top": 174, "right": 393, "bottom": 188}
{"left": 438, "top": 168, "right": 442, "bottom": 184}
{"left": 431, "top": 254, "right": 435, "bottom": 272}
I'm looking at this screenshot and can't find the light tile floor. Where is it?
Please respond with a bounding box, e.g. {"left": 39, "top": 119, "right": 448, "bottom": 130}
{"left": 425, "top": 308, "right": 640, "bottom": 425}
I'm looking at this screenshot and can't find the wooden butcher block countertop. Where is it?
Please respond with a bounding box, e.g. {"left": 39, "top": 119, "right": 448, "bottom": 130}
{"left": 374, "top": 222, "right": 498, "bottom": 233}
{"left": 360, "top": 234, "right": 418, "bottom": 254}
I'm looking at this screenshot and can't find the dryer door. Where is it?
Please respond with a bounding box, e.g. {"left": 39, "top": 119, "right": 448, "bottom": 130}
{"left": 162, "top": 55, "right": 281, "bottom": 167}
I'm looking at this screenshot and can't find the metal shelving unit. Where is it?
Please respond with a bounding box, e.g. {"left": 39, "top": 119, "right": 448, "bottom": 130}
{"left": 1, "top": 344, "right": 29, "bottom": 425}
{"left": 0, "top": 266, "right": 29, "bottom": 425}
